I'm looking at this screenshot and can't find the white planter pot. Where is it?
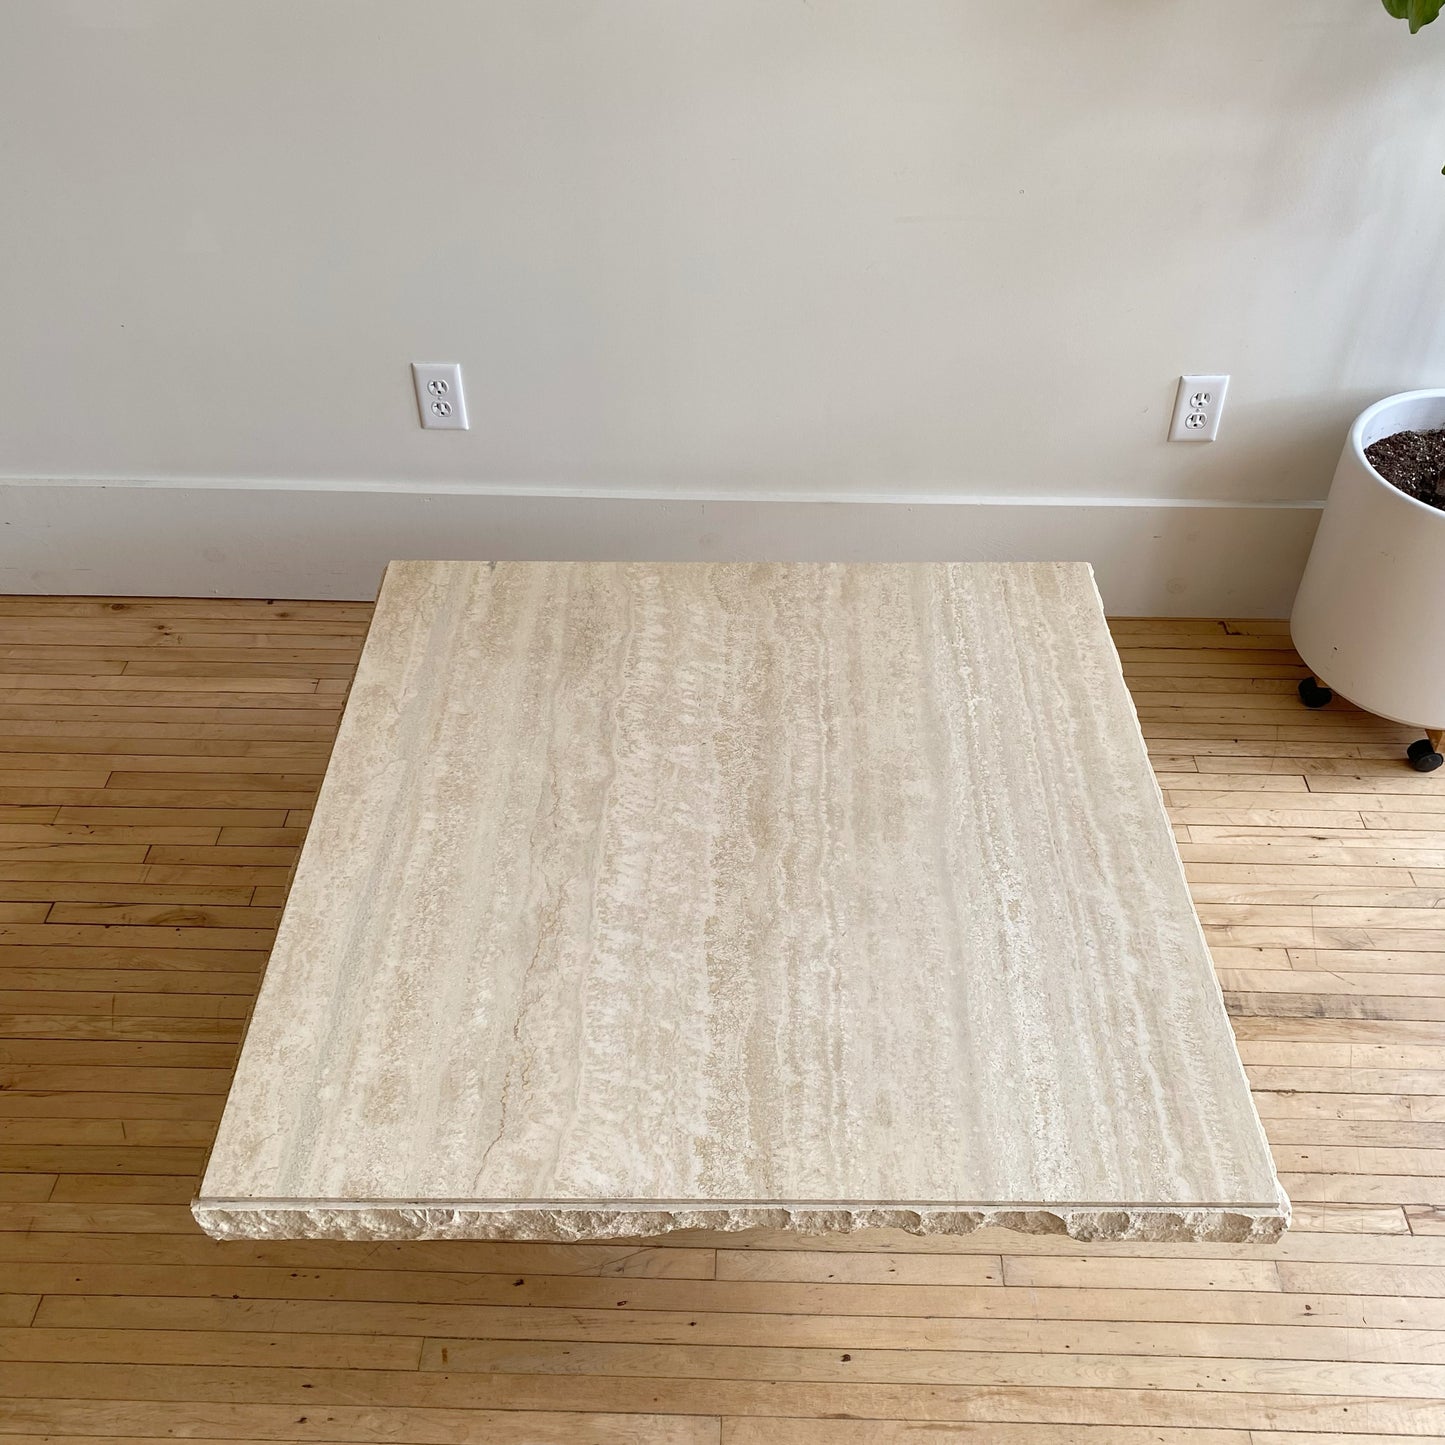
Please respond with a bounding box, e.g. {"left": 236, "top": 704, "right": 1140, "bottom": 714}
{"left": 1291, "top": 389, "right": 1445, "bottom": 736}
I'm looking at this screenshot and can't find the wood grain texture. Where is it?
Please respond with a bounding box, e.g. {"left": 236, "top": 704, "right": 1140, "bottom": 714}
{"left": 195, "top": 563, "right": 1282, "bottom": 1242}
{"left": 0, "top": 598, "right": 1439, "bottom": 1445}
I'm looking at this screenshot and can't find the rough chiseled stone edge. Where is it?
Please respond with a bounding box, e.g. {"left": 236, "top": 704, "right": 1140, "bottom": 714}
{"left": 192, "top": 1197, "right": 1290, "bottom": 1244}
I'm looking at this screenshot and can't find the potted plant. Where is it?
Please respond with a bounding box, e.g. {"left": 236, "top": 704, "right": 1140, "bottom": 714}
{"left": 1291, "top": 391, "right": 1445, "bottom": 771}
{"left": 1289, "top": 4, "right": 1445, "bottom": 770}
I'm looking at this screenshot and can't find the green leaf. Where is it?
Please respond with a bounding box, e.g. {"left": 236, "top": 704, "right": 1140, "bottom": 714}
{"left": 1382, "top": 0, "right": 1444, "bottom": 32}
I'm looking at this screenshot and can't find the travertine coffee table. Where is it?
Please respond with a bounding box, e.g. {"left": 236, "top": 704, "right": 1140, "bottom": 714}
{"left": 195, "top": 561, "right": 1288, "bottom": 1243}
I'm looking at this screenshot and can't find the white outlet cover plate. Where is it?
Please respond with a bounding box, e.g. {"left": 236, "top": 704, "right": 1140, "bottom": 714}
{"left": 412, "top": 363, "right": 469, "bottom": 430}
{"left": 1169, "top": 374, "right": 1229, "bottom": 443}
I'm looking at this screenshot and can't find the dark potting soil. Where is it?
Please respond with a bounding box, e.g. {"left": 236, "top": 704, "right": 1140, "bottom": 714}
{"left": 1364, "top": 427, "right": 1445, "bottom": 512}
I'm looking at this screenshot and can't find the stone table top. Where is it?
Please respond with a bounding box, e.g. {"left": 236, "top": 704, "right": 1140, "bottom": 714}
{"left": 194, "top": 561, "right": 1287, "bottom": 1243}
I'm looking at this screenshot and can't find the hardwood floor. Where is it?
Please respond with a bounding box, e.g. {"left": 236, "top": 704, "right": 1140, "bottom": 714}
{"left": 0, "top": 598, "right": 1441, "bottom": 1443}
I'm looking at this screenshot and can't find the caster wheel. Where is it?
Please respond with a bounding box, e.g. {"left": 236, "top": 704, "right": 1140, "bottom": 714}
{"left": 1407, "top": 739, "right": 1444, "bottom": 773}
{"left": 1298, "top": 676, "right": 1333, "bottom": 709}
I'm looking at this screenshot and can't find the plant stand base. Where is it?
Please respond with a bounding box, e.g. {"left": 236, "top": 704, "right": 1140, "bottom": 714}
{"left": 1297, "top": 678, "right": 1443, "bottom": 776}
{"left": 1407, "top": 736, "right": 1444, "bottom": 774}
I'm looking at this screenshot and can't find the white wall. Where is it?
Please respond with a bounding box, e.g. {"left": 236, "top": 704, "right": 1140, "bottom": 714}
{"left": 2, "top": 2, "right": 1443, "bottom": 609}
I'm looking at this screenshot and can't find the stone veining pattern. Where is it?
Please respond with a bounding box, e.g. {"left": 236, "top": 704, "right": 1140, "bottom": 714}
{"left": 195, "top": 561, "right": 1287, "bottom": 1242}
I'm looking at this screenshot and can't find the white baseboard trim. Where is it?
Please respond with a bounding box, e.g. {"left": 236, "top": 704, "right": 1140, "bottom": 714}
{"left": 0, "top": 480, "right": 1322, "bottom": 617}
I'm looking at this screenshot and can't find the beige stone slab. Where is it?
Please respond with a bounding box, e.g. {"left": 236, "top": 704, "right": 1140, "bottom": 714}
{"left": 194, "top": 562, "right": 1287, "bottom": 1243}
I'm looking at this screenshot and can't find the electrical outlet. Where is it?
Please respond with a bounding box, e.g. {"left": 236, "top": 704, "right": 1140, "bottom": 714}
{"left": 412, "top": 363, "right": 469, "bottom": 430}
{"left": 1169, "top": 374, "right": 1229, "bottom": 443}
